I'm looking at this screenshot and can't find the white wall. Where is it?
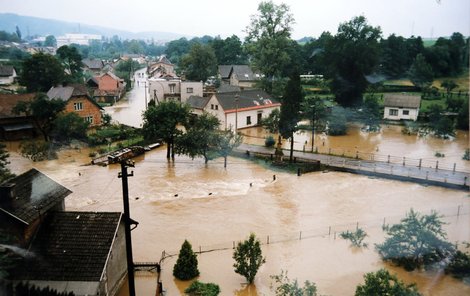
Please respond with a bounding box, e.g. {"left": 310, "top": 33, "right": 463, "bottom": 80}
{"left": 181, "top": 81, "right": 203, "bottom": 103}
{"left": 384, "top": 107, "right": 419, "bottom": 121}
{"left": 148, "top": 79, "right": 203, "bottom": 104}
{"left": 224, "top": 106, "right": 280, "bottom": 131}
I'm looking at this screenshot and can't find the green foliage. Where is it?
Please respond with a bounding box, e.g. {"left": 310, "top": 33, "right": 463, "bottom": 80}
{"left": 56, "top": 45, "right": 83, "bottom": 82}
{"left": 340, "top": 228, "right": 368, "bottom": 248}
{"left": 233, "top": 233, "right": 265, "bottom": 284}
{"left": 19, "top": 140, "right": 57, "bottom": 162}
{"left": 355, "top": 269, "right": 421, "bottom": 296}
{"left": 301, "top": 96, "right": 328, "bottom": 133}
{"left": 326, "top": 106, "right": 348, "bottom": 135}
{"left": 445, "top": 95, "right": 464, "bottom": 112}
{"left": 173, "top": 240, "right": 200, "bottom": 281}
{"left": 184, "top": 281, "right": 220, "bottom": 296}
{"left": 261, "top": 108, "right": 281, "bottom": 134}
{"left": 427, "top": 104, "right": 455, "bottom": 138}
{"left": 463, "top": 149, "right": 470, "bottom": 161}
{"left": 142, "top": 101, "right": 190, "bottom": 159}
{"left": 445, "top": 250, "right": 470, "bottom": 279}
{"left": 376, "top": 209, "right": 455, "bottom": 271}
{"left": 101, "top": 113, "right": 112, "bottom": 126}
{"left": 0, "top": 30, "right": 21, "bottom": 42}
{"left": 360, "top": 95, "right": 381, "bottom": 132}
{"left": 52, "top": 113, "right": 89, "bottom": 142}
{"left": 217, "top": 129, "right": 242, "bottom": 168}
{"left": 325, "top": 16, "right": 382, "bottom": 106}
{"left": 0, "top": 143, "right": 15, "bottom": 184}
{"left": 456, "top": 98, "right": 468, "bottom": 130}
{"left": 0, "top": 281, "right": 75, "bottom": 296}
{"left": 270, "top": 270, "right": 318, "bottom": 296}
{"left": 265, "top": 136, "right": 276, "bottom": 147}
{"left": 434, "top": 152, "right": 445, "bottom": 158}
{"left": 180, "top": 43, "right": 217, "bottom": 82}
{"left": 210, "top": 35, "right": 247, "bottom": 65}
{"left": 44, "top": 35, "right": 57, "bottom": 47}
{"left": 19, "top": 53, "right": 65, "bottom": 92}
{"left": 408, "top": 53, "right": 433, "bottom": 90}
{"left": 175, "top": 112, "right": 220, "bottom": 163}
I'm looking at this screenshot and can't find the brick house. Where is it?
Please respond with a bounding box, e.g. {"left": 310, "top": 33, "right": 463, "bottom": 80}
{"left": 47, "top": 84, "right": 103, "bottom": 126}
{"left": 88, "top": 72, "right": 126, "bottom": 104}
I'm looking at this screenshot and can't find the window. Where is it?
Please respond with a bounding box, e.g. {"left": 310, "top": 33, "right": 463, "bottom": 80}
{"left": 187, "top": 87, "right": 193, "bottom": 93}
{"left": 85, "top": 116, "right": 93, "bottom": 124}
{"left": 211, "top": 104, "right": 214, "bottom": 109}
{"left": 246, "top": 116, "right": 251, "bottom": 125}
{"left": 169, "top": 84, "right": 176, "bottom": 94}
{"left": 389, "top": 109, "right": 398, "bottom": 116}
{"left": 215, "top": 105, "right": 218, "bottom": 110}
{"left": 402, "top": 110, "right": 410, "bottom": 115}
{"left": 74, "top": 102, "right": 83, "bottom": 111}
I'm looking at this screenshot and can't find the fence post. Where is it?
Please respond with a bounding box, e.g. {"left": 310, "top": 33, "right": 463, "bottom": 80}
{"left": 457, "top": 205, "right": 461, "bottom": 217}
{"left": 199, "top": 246, "right": 201, "bottom": 254}
{"left": 464, "top": 176, "right": 467, "bottom": 186}
{"left": 297, "top": 168, "right": 301, "bottom": 176}
{"left": 356, "top": 151, "right": 359, "bottom": 159}
{"left": 419, "top": 159, "right": 422, "bottom": 169}
{"left": 267, "top": 235, "right": 270, "bottom": 245}
{"left": 374, "top": 164, "right": 376, "bottom": 173}
{"left": 299, "top": 231, "right": 302, "bottom": 240}
{"left": 453, "top": 163, "right": 456, "bottom": 174}
{"left": 383, "top": 218, "right": 386, "bottom": 227}
{"left": 233, "top": 241, "right": 235, "bottom": 249}
{"left": 435, "top": 161, "right": 439, "bottom": 171}
{"left": 328, "top": 226, "right": 331, "bottom": 236}
{"left": 303, "top": 145, "right": 305, "bottom": 153}
{"left": 426, "top": 171, "right": 429, "bottom": 180}
{"left": 402, "top": 157, "right": 405, "bottom": 166}
{"left": 356, "top": 222, "right": 359, "bottom": 230}
{"left": 387, "top": 155, "right": 390, "bottom": 163}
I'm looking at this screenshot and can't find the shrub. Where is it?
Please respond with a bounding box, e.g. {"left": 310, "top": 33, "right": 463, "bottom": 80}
{"left": 270, "top": 270, "right": 318, "bottom": 296}
{"left": 233, "top": 233, "right": 265, "bottom": 284}
{"left": 340, "top": 228, "right": 368, "bottom": 248}
{"left": 184, "top": 281, "right": 220, "bottom": 296}
{"left": 355, "top": 269, "right": 421, "bottom": 296}
{"left": 265, "top": 136, "right": 276, "bottom": 147}
{"left": 19, "top": 141, "right": 57, "bottom": 161}
{"left": 445, "top": 250, "right": 470, "bottom": 279}
{"left": 173, "top": 240, "right": 199, "bottom": 281}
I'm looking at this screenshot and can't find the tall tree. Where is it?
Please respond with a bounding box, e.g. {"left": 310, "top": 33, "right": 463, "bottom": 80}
{"left": 324, "top": 16, "right": 382, "bottom": 106}
{"left": 380, "top": 34, "right": 410, "bottom": 78}
{"left": 211, "top": 35, "right": 247, "bottom": 65}
{"left": 56, "top": 45, "right": 83, "bottom": 82}
{"left": 180, "top": 43, "right": 217, "bottom": 82}
{"left": 279, "top": 73, "right": 302, "bottom": 162}
{"left": 19, "top": 53, "right": 64, "bottom": 92}
{"left": 15, "top": 25, "right": 22, "bottom": 41}
{"left": 44, "top": 35, "right": 57, "bottom": 47}
{"left": 233, "top": 233, "right": 265, "bottom": 284}
{"left": 12, "top": 93, "right": 66, "bottom": 141}
{"left": 142, "top": 101, "right": 190, "bottom": 160}
{"left": 245, "top": 1, "right": 295, "bottom": 92}
{"left": 0, "top": 143, "right": 15, "bottom": 184}
{"left": 408, "top": 53, "right": 433, "bottom": 90}
{"left": 217, "top": 130, "right": 242, "bottom": 168}
{"left": 173, "top": 240, "right": 199, "bottom": 281}
{"left": 355, "top": 269, "right": 421, "bottom": 296}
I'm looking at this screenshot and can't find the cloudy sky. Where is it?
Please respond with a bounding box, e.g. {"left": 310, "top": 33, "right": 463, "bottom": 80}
{"left": 1, "top": 0, "right": 469, "bottom": 39}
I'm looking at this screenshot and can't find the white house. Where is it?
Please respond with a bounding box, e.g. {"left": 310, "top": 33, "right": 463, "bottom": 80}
{"left": 218, "top": 65, "right": 262, "bottom": 89}
{"left": 56, "top": 33, "right": 102, "bottom": 47}
{"left": 383, "top": 93, "right": 421, "bottom": 121}
{"left": 0, "top": 65, "right": 17, "bottom": 85}
{"left": 148, "top": 78, "right": 203, "bottom": 104}
{"left": 187, "top": 90, "right": 281, "bottom": 131}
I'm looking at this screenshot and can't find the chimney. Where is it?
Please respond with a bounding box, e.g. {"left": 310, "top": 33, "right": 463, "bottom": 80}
{"left": 0, "top": 183, "right": 16, "bottom": 205}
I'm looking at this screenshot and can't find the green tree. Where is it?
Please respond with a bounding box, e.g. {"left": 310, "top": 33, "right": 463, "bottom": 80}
{"left": 15, "top": 25, "right": 22, "bottom": 41}
{"left": 326, "top": 106, "right": 348, "bottom": 135}
{"left": 211, "top": 35, "right": 247, "bottom": 65}
{"left": 142, "top": 101, "right": 190, "bottom": 160}
{"left": 245, "top": 1, "right": 295, "bottom": 92}
{"left": 19, "top": 53, "right": 65, "bottom": 92}
{"left": 355, "top": 269, "right": 421, "bottom": 296}
{"left": 376, "top": 209, "right": 455, "bottom": 271}
{"left": 279, "top": 74, "right": 302, "bottom": 162}
{"left": 0, "top": 143, "right": 15, "bottom": 184}
{"left": 456, "top": 99, "right": 469, "bottom": 130}
{"left": 44, "top": 35, "right": 57, "bottom": 47}
{"left": 173, "top": 240, "right": 199, "bottom": 281}
{"left": 408, "top": 53, "right": 433, "bottom": 90}
{"left": 52, "top": 113, "right": 89, "bottom": 142}
{"left": 380, "top": 34, "right": 411, "bottom": 78}
{"left": 13, "top": 93, "right": 66, "bottom": 141}
{"left": 217, "top": 130, "right": 242, "bottom": 168}
{"left": 427, "top": 104, "right": 455, "bottom": 138}
{"left": 361, "top": 95, "right": 381, "bottom": 132}
{"left": 441, "top": 80, "right": 458, "bottom": 98}
{"left": 184, "top": 281, "right": 220, "bottom": 296}
{"left": 340, "top": 228, "right": 368, "bottom": 248}
{"left": 180, "top": 43, "right": 217, "bottom": 82}
{"left": 165, "top": 37, "right": 191, "bottom": 65}
{"left": 301, "top": 96, "right": 328, "bottom": 150}
{"left": 175, "top": 112, "right": 220, "bottom": 163}
{"left": 233, "top": 233, "right": 265, "bottom": 284}
{"left": 324, "top": 16, "right": 382, "bottom": 107}
{"left": 445, "top": 250, "right": 470, "bottom": 279}
{"left": 56, "top": 45, "right": 83, "bottom": 82}
{"left": 270, "top": 270, "right": 318, "bottom": 296}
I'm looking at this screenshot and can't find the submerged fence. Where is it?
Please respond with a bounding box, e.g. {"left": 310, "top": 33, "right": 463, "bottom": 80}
{"left": 160, "top": 204, "right": 470, "bottom": 262}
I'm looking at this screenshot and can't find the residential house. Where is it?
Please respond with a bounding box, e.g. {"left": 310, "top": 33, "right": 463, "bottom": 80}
{"left": 147, "top": 56, "right": 176, "bottom": 79}
{"left": 47, "top": 84, "right": 103, "bottom": 126}
{"left": 218, "top": 65, "right": 262, "bottom": 89}
{"left": 56, "top": 33, "right": 102, "bottom": 47}
{"left": 82, "top": 58, "right": 105, "bottom": 75}
{"left": 121, "top": 54, "right": 146, "bottom": 64}
{"left": 88, "top": 72, "right": 126, "bottom": 104}
{"left": 0, "top": 169, "right": 127, "bottom": 296}
{"left": 148, "top": 78, "right": 203, "bottom": 104}
{"left": 0, "top": 65, "right": 17, "bottom": 85}
{"left": 383, "top": 93, "right": 421, "bottom": 121}
{"left": 187, "top": 89, "right": 280, "bottom": 131}
{"left": 0, "top": 93, "right": 36, "bottom": 140}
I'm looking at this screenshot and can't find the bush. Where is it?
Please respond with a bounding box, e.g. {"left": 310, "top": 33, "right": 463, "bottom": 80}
{"left": 270, "top": 271, "right": 318, "bottom": 296}
{"left": 265, "top": 136, "right": 276, "bottom": 147}
{"left": 233, "top": 233, "right": 265, "bottom": 284}
{"left": 184, "top": 281, "right": 220, "bottom": 296}
{"left": 463, "top": 149, "right": 470, "bottom": 161}
{"left": 355, "top": 269, "right": 421, "bottom": 296}
{"left": 445, "top": 250, "right": 470, "bottom": 279}
{"left": 19, "top": 141, "right": 57, "bottom": 161}
{"left": 173, "top": 240, "right": 199, "bottom": 281}
{"left": 340, "top": 228, "right": 368, "bottom": 248}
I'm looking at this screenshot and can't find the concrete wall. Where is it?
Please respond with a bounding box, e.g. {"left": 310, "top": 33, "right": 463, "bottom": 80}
{"left": 180, "top": 81, "right": 203, "bottom": 103}
{"left": 384, "top": 107, "right": 419, "bottom": 121}
{"left": 65, "top": 97, "right": 102, "bottom": 126}
{"left": 101, "top": 219, "right": 127, "bottom": 296}
{"left": 203, "top": 95, "right": 226, "bottom": 129}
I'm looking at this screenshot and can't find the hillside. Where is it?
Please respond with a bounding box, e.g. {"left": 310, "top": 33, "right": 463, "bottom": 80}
{"left": 0, "top": 13, "right": 189, "bottom": 42}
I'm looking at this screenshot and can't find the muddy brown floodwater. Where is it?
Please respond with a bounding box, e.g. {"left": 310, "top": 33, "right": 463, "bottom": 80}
{"left": 5, "top": 138, "right": 470, "bottom": 296}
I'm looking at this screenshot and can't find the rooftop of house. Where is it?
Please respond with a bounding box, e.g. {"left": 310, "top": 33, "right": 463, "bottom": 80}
{"left": 217, "top": 84, "right": 241, "bottom": 93}
{"left": 0, "top": 93, "right": 35, "bottom": 118}
{"left": 218, "top": 65, "right": 233, "bottom": 79}
{"left": 11, "top": 211, "right": 122, "bottom": 282}
{"left": 187, "top": 95, "right": 210, "bottom": 109}
{"left": 214, "top": 89, "right": 280, "bottom": 112}
{"left": 47, "top": 84, "right": 90, "bottom": 101}
{"left": 230, "top": 65, "right": 262, "bottom": 82}
{"left": 383, "top": 94, "right": 421, "bottom": 109}
{"left": 82, "top": 58, "right": 104, "bottom": 70}
{"left": 0, "top": 65, "right": 15, "bottom": 77}
{"left": 0, "top": 169, "right": 72, "bottom": 225}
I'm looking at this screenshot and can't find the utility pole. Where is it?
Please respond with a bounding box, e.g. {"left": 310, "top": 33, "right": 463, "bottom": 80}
{"left": 118, "top": 159, "right": 136, "bottom": 296}
{"left": 144, "top": 81, "right": 148, "bottom": 110}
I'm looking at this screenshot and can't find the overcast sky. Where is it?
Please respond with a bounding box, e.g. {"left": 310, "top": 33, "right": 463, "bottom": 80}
{"left": 1, "top": 0, "right": 469, "bottom": 39}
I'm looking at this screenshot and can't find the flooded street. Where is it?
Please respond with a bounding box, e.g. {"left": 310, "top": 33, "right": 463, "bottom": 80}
{"left": 6, "top": 143, "right": 470, "bottom": 296}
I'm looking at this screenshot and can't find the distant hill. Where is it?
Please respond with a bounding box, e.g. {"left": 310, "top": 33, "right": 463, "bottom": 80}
{"left": 0, "top": 13, "right": 190, "bottom": 42}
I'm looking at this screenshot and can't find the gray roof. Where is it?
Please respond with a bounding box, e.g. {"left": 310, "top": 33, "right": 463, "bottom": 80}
{"left": 214, "top": 89, "right": 280, "bottom": 112}
{"left": 12, "top": 211, "right": 122, "bottom": 282}
{"left": 231, "top": 65, "right": 261, "bottom": 82}
{"left": 0, "top": 65, "right": 15, "bottom": 77}
{"left": 0, "top": 169, "right": 72, "bottom": 225}
{"left": 218, "top": 65, "right": 233, "bottom": 79}
{"left": 383, "top": 94, "right": 421, "bottom": 109}
{"left": 158, "top": 55, "right": 172, "bottom": 65}
{"left": 82, "top": 58, "right": 104, "bottom": 70}
{"left": 217, "top": 84, "right": 241, "bottom": 93}
{"left": 187, "top": 95, "right": 210, "bottom": 109}
{"left": 47, "top": 84, "right": 89, "bottom": 101}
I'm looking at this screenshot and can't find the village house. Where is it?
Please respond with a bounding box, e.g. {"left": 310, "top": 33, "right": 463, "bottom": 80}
{"left": 0, "top": 93, "right": 36, "bottom": 140}
{"left": 0, "top": 169, "right": 127, "bottom": 296}
{"left": 187, "top": 89, "right": 281, "bottom": 131}
{"left": 47, "top": 84, "right": 103, "bottom": 126}
{"left": 383, "top": 93, "right": 421, "bottom": 121}
{"left": 82, "top": 58, "right": 105, "bottom": 75}
{"left": 147, "top": 56, "right": 176, "bottom": 78}
{"left": 87, "top": 72, "right": 126, "bottom": 104}
{"left": 218, "top": 65, "right": 262, "bottom": 89}
{"left": 0, "top": 65, "right": 17, "bottom": 85}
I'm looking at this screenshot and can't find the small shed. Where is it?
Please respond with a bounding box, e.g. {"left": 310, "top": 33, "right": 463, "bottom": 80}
{"left": 383, "top": 93, "right": 421, "bottom": 121}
